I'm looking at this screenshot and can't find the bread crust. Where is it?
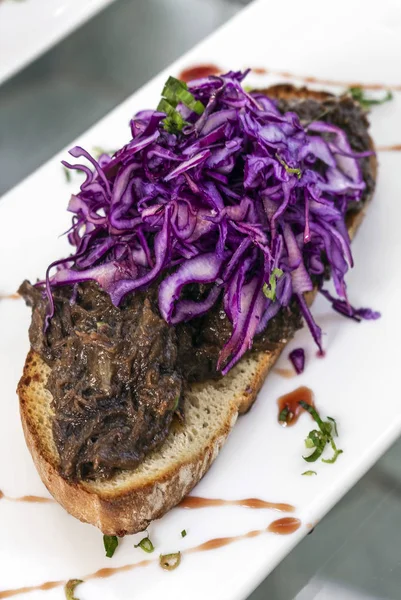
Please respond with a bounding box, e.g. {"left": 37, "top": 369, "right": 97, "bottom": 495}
{"left": 17, "top": 85, "right": 377, "bottom": 535}
{"left": 18, "top": 348, "right": 280, "bottom": 535}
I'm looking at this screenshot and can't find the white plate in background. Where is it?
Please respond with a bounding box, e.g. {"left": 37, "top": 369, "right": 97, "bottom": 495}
{"left": 0, "top": 0, "right": 115, "bottom": 85}
{"left": 1, "top": 0, "right": 401, "bottom": 598}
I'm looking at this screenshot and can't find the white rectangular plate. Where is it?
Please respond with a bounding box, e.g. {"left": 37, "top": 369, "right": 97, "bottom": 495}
{"left": 1, "top": 0, "right": 401, "bottom": 598}
{"left": 0, "top": 0, "right": 115, "bottom": 85}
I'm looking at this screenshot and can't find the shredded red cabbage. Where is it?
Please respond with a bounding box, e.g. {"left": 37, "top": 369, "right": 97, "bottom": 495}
{"left": 45, "top": 70, "right": 376, "bottom": 374}
{"left": 289, "top": 348, "right": 305, "bottom": 375}
{"left": 320, "top": 289, "right": 381, "bottom": 322}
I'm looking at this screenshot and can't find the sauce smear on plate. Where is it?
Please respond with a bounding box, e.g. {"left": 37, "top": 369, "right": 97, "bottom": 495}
{"left": 277, "top": 386, "right": 314, "bottom": 426}
{"left": 268, "top": 517, "right": 301, "bottom": 535}
{"left": 179, "top": 496, "right": 294, "bottom": 512}
{"left": 0, "top": 518, "right": 302, "bottom": 597}
{"left": 274, "top": 367, "right": 296, "bottom": 379}
{"left": 179, "top": 64, "right": 221, "bottom": 82}
{"left": 0, "top": 490, "right": 54, "bottom": 504}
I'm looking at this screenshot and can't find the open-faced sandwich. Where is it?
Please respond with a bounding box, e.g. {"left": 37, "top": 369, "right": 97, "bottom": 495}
{"left": 18, "top": 70, "right": 377, "bottom": 535}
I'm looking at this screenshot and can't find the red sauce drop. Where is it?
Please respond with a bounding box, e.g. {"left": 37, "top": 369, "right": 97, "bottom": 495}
{"left": 179, "top": 64, "right": 221, "bottom": 82}
{"left": 267, "top": 517, "right": 301, "bottom": 535}
{"left": 277, "top": 386, "right": 314, "bottom": 426}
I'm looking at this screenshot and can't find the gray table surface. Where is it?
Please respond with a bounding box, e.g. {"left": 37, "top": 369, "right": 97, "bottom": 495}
{"left": 1, "top": 1, "right": 400, "bottom": 598}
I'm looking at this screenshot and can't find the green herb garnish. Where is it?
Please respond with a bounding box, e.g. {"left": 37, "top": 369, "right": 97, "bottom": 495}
{"left": 276, "top": 154, "right": 302, "bottom": 179}
{"left": 92, "top": 146, "right": 116, "bottom": 159}
{"left": 157, "top": 98, "right": 188, "bottom": 133}
{"left": 172, "top": 395, "right": 180, "bottom": 412}
{"left": 302, "top": 470, "right": 317, "bottom": 476}
{"left": 162, "top": 76, "right": 205, "bottom": 115}
{"left": 299, "top": 400, "right": 343, "bottom": 464}
{"left": 64, "top": 579, "right": 83, "bottom": 600}
{"left": 263, "top": 268, "right": 283, "bottom": 301}
{"left": 322, "top": 442, "right": 343, "bottom": 464}
{"left": 327, "top": 416, "right": 338, "bottom": 437}
{"left": 181, "top": 529, "right": 187, "bottom": 538}
{"left": 63, "top": 166, "right": 71, "bottom": 183}
{"left": 134, "top": 536, "right": 155, "bottom": 553}
{"left": 103, "top": 534, "right": 118, "bottom": 558}
{"left": 157, "top": 77, "right": 205, "bottom": 133}
{"left": 278, "top": 406, "right": 292, "bottom": 426}
{"left": 159, "top": 551, "right": 181, "bottom": 571}
{"left": 348, "top": 87, "right": 393, "bottom": 110}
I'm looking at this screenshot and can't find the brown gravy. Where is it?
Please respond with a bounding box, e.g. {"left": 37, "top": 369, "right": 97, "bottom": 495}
{"left": 277, "top": 386, "right": 314, "bottom": 426}
{"left": 178, "top": 496, "right": 295, "bottom": 512}
{"left": 0, "top": 517, "right": 302, "bottom": 597}
{"left": 179, "top": 64, "right": 221, "bottom": 82}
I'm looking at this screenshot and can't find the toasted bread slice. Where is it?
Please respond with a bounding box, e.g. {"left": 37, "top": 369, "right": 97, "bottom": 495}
{"left": 17, "top": 87, "right": 377, "bottom": 535}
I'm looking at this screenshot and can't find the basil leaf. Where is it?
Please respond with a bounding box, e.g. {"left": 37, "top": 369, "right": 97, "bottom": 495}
{"left": 158, "top": 76, "right": 205, "bottom": 133}
{"left": 263, "top": 268, "right": 283, "bottom": 301}
{"left": 348, "top": 86, "right": 393, "bottom": 109}
{"left": 327, "top": 416, "right": 338, "bottom": 437}
{"left": 322, "top": 439, "right": 343, "bottom": 464}
{"left": 303, "top": 446, "right": 324, "bottom": 462}
{"left": 103, "top": 534, "right": 118, "bottom": 558}
{"left": 63, "top": 167, "right": 71, "bottom": 183}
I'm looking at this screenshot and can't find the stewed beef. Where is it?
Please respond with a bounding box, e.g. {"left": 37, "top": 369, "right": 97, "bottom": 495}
{"left": 20, "top": 281, "right": 182, "bottom": 481}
